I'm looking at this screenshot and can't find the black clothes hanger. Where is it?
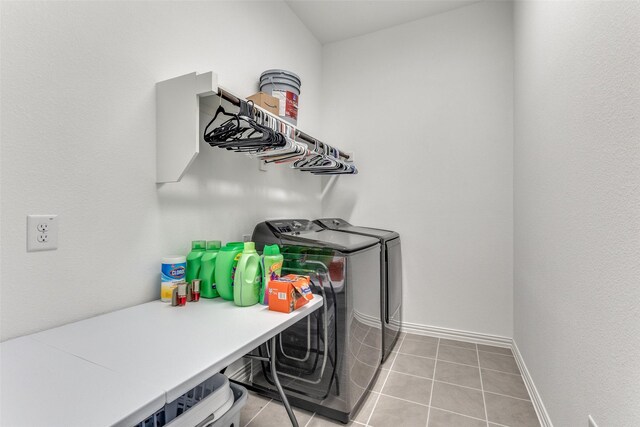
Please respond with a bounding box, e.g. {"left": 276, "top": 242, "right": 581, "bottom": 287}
{"left": 206, "top": 100, "right": 286, "bottom": 152}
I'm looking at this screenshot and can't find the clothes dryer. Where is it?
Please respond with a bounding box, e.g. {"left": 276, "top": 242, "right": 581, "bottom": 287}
{"left": 315, "top": 218, "right": 402, "bottom": 363}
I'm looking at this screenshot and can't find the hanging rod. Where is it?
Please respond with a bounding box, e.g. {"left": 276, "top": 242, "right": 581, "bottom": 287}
{"left": 217, "top": 87, "right": 352, "bottom": 162}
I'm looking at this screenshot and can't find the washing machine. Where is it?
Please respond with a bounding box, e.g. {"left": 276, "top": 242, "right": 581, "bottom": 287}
{"left": 315, "top": 218, "right": 402, "bottom": 363}
{"left": 244, "top": 219, "right": 382, "bottom": 423}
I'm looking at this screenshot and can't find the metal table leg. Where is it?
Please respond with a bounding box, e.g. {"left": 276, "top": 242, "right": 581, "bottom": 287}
{"left": 270, "top": 336, "right": 299, "bottom": 427}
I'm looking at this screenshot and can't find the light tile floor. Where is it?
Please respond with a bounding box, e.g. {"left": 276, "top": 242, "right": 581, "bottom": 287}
{"left": 240, "top": 333, "right": 541, "bottom": 427}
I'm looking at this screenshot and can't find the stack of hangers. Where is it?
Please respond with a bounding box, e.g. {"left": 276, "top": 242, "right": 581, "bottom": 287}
{"left": 203, "top": 100, "right": 357, "bottom": 175}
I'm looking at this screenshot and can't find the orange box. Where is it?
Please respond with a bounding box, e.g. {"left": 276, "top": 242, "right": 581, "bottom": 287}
{"left": 268, "top": 275, "right": 314, "bottom": 313}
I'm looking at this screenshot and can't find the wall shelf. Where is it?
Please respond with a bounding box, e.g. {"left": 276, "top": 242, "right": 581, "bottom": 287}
{"left": 156, "top": 71, "right": 353, "bottom": 183}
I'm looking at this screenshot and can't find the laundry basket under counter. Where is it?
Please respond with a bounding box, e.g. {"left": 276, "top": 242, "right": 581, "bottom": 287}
{"left": 135, "top": 373, "right": 247, "bottom": 427}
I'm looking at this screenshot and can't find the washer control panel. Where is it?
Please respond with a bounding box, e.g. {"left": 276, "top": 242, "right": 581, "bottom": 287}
{"left": 268, "top": 220, "right": 321, "bottom": 235}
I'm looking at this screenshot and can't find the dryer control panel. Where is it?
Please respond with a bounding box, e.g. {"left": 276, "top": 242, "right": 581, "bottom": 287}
{"left": 267, "top": 219, "right": 322, "bottom": 236}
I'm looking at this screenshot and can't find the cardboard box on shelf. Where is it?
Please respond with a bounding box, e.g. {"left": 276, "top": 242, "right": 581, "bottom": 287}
{"left": 268, "top": 275, "right": 314, "bottom": 313}
{"left": 247, "top": 92, "right": 280, "bottom": 116}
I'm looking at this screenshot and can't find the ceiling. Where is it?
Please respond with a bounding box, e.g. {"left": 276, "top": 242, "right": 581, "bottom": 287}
{"left": 285, "top": 0, "right": 480, "bottom": 44}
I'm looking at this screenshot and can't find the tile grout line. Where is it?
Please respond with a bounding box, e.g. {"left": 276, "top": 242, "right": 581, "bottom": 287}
{"left": 382, "top": 364, "right": 530, "bottom": 400}
{"left": 383, "top": 365, "right": 531, "bottom": 400}
{"left": 244, "top": 397, "right": 273, "bottom": 427}
{"left": 377, "top": 391, "right": 428, "bottom": 408}
{"left": 428, "top": 405, "right": 491, "bottom": 423}
{"left": 434, "top": 380, "right": 532, "bottom": 402}
{"left": 476, "top": 366, "right": 522, "bottom": 376}
{"left": 376, "top": 382, "right": 531, "bottom": 409}
{"left": 365, "top": 333, "right": 406, "bottom": 426}
{"left": 405, "top": 334, "right": 512, "bottom": 353}
{"left": 382, "top": 367, "right": 433, "bottom": 381}
{"left": 303, "top": 412, "right": 315, "bottom": 427}
{"left": 417, "top": 338, "right": 512, "bottom": 354}
{"left": 425, "top": 337, "right": 440, "bottom": 427}
{"left": 484, "top": 390, "right": 533, "bottom": 403}
{"left": 476, "top": 343, "right": 490, "bottom": 427}
{"left": 395, "top": 349, "right": 522, "bottom": 376}
{"left": 439, "top": 344, "right": 517, "bottom": 361}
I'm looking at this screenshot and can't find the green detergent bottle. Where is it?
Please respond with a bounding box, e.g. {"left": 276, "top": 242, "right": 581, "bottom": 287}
{"left": 198, "top": 240, "right": 222, "bottom": 298}
{"left": 215, "top": 242, "right": 244, "bottom": 301}
{"left": 234, "top": 242, "right": 261, "bottom": 307}
{"left": 186, "top": 240, "right": 206, "bottom": 283}
{"left": 260, "top": 245, "right": 283, "bottom": 305}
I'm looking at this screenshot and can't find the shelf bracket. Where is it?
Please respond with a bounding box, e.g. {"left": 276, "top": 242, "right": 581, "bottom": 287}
{"left": 156, "top": 71, "right": 218, "bottom": 183}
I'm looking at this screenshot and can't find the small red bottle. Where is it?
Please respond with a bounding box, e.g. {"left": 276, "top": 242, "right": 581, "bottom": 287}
{"left": 177, "top": 283, "right": 187, "bottom": 306}
{"left": 191, "top": 280, "right": 201, "bottom": 302}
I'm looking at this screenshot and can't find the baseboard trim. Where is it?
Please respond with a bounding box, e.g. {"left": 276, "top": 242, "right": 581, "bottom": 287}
{"left": 353, "top": 309, "right": 381, "bottom": 329}
{"left": 512, "top": 340, "right": 553, "bottom": 427}
{"left": 401, "top": 321, "right": 512, "bottom": 347}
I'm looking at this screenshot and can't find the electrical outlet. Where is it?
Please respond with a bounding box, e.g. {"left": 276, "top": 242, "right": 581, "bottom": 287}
{"left": 588, "top": 415, "right": 598, "bottom": 427}
{"left": 27, "top": 214, "right": 58, "bottom": 252}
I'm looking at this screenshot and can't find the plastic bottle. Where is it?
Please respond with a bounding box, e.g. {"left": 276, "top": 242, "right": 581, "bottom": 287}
{"left": 186, "top": 240, "right": 206, "bottom": 284}
{"left": 198, "top": 240, "right": 222, "bottom": 299}
{"left": 161, "top": 255, "right": 186, "bottom": 302}
{"left": 215, "top": 242, "right": 244, "bottom": 301}
{"left": 260, "top": 244, "right": 283, "bottom": 305}
{"left": 233, "top": 242, "right": 261, "bottom": 307}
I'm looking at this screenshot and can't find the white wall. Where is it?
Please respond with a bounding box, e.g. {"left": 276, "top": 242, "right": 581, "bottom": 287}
{"left": 514, "top": 1, "right": 640, "bottom": 426}
{"left": 0, "top": 1, "right": 323, "bottom": 340}
{"left": 320, "top": 1, "right": 514, "bottom": 337}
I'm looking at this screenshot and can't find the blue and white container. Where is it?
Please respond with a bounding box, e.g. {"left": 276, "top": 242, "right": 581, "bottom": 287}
{"left": 161, "top": 255, "right": 186, "bottom": 302}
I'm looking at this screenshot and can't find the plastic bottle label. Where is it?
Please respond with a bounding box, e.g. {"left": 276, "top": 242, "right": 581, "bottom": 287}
{"left": 230, "top": 252, "right": 243, "bottom": 285}
{"left": 268, "top": 261, "right": 283, "bottom": 281}
{"left": 162, "top": 263, "right": 186, "bottom": 281}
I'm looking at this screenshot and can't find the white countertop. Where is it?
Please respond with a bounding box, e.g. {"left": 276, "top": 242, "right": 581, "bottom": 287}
{"left": 2, "top": 297, "right": 323, "bottom": 426}
{"left": 1, "top": 337, "right": 165, "bottom": 427}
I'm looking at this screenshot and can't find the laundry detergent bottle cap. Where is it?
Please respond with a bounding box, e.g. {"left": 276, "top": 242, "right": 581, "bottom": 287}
{"left": 206, "top": 240, "right": 222, "bottom": 251}
{"left": 186, "top": 240, "right": 207, "bottom": 283}
{"left": 192, "top": 240, "right": 206, "bottom": 250}
{"left": 263, "top": 244, "right": 280, "bottom": 256}
{"left": 244, "top": 241, "right": 256, "bottom": 252}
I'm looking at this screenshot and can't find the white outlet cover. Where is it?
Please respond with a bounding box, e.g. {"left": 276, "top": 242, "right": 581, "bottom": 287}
{"left": 27, "top": 214, "right": 58, "bottom": 252}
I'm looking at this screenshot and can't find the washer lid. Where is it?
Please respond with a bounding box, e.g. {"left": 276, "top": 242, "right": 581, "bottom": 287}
{"left": 266, "top": 220, "right": 379, "bottom": 253}
{"left": 315, "top": 218, "right": 399, "bottom": 241}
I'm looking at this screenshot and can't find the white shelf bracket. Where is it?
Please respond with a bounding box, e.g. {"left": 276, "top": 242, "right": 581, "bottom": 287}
{"left": 156, "top": 71, "right": 218, "bottom": 183}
